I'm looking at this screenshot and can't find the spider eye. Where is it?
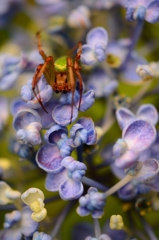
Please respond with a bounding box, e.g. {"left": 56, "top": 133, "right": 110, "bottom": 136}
{"left": 55, "top": 90, "right": 59, "bottom": 93}
{"left": 63, "top": 90, "right": 67, "bottom": 94}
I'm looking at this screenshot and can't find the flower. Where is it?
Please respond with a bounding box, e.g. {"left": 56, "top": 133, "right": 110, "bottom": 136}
{"left": 67, "top": 5, "right": 91, "bottom": 28}
{"left": 0, "top": 207, "right": 38, "bottom": 240}
{"left": 13, "top": 108, "right": 42, "bottom": 146}
{"left": 86, "top": 68, "right": 118, "bottom": 98}
{"left": 116, "top": 104, "right": 159, "bottom": 130}
{"left": 45, "top": 156, "right": 87, "bottom": 200}
{"left": 33, "top": 231, "right": 52, "bottom": 240}
{"left": 0, "top": 53, "right": 25, "bottom": 90}
{"left": 68, "top": 117, "right": 97, "bottom": 148}
{"left": 113, "top": 120, "right": 157, "bottom": 169}
{"left": 109, "top": 215, "right": 124, "bottom": 230}
{"left": 0, "top": 181, "right": 21, "bottom": 205}
{"left": 77, "top": 187, "right": 106, "bottom": 218}
{"left": 125, "top": 0, "right": 159, "bottom": 23}
{"left": 136, "top": 64, "right": 156, "bottom": 81}
{"left": 52, "top": 89, "right": 95, "bottom": 126}
{"left": 81, "top": 27, "right": 108, "bottom": 66}
{"left": 21, "top": 76, "right": 53, "bottom": 110}
{"left": 21, "top": 188, "right": 47, "bottom": 222}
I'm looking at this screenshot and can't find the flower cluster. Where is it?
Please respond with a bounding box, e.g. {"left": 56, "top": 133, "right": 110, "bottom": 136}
{"left": 1, "top": 0, "right": 159, "bottom": 239}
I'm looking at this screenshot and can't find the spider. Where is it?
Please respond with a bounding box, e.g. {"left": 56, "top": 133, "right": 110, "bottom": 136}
{"left": 32, "top": 31, "right": 83, "bottom": 123}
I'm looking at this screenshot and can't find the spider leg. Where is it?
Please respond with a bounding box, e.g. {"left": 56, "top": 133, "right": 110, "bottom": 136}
{"left": 36, "top": 31, "right": 48, "bottom": 61}
{"left": 32, "top": 57, "right": 52, "bottom": 113}
{"left": 67, "top": 57, "right": 75, "bottom": 124}
{"left": 74, "top": 42, "right": 83, "bottom": 110}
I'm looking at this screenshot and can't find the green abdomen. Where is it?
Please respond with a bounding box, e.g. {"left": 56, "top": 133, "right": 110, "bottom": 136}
{"left": 55, "top": 56, "right": 67, "bottom": 72}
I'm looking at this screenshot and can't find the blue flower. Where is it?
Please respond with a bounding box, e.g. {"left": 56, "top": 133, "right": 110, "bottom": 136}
{"left": 0, "top": 207, "right": 38, "bottom": 240}
{"left": 44, "top": 124, "right": 73, "bottom": 157}
{"left": 52, "top": 89, "right": 95, "bottom": 126}
{"left": 116, "top": 104, "right": 159, "bottom": 130}
{"left": 77, "top": 187, "right": 106, "bottom": 218}
{"left": 33, "top": 231, "right": 52, "bottom": 240}
{"left": 68, "top": 117, "right": 97, "bottom": 148}
{"left": 13, "top": 109, "right": 42, "bottom": 146}
{"left": 125, "top": 0, "right": 159, "bottom": 23}
{"left": 80, "top": 27, "right": 108, "bottom": 66}
{"left": 113, "top": 120, "right": 157, "bottom": 169}
{"left": 106, "top": 39, "right": 147, "bottom": 84}
{"left": 86, "top": 68, "right": 118, "bottom": 98}
{"left": 45, "top": 156, "right": 87, "bottom": 200}
{"left": 0, "top": 53, "right": 25, "bottom": 90}
{"left": 85, "top": 234, "right": 111, "bottom": 240}
{"left": 67, "top": 5, "right": 91, "bottom": 28}
{"left": 21, "top": 76, "right": 53, "bottom": 110}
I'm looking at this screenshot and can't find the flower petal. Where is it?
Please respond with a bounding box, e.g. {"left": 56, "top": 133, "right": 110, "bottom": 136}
{"left": 45, "top": 169, "right": 67, "bottom": 191}
{"left": 136, "top": 104, "right": 159, "bottom": 126}
{"left": 36, "top": 144, "right": 64, "bottom": 173}
{"left": 123, "top": 120, "right": 157, "bottom": 152}
{"left": 52, "top": 104, "right": 78, "bottom": 126}
{"left": 116, "top": 107, "right": 136, "bottom": 130}
{"left": 59, "top": 178, "right": 84, "bottom": 200}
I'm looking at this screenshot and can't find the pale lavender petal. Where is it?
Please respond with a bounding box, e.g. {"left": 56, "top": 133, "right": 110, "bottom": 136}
{"left": 36, "top": 144, "right": 64, "bottom": 173}
{"left": 59, "top": 179, "right": 84, "bottom": 200}
{"left": 0, "top": 229, "right": 22, "bottom": 240}
{"left": 45, "top": 169, "right": 67, "bottom": 191}
{"left": 146, "top": 1, "right": 159, "bottom": 23}
{"left": 13, "top": 109, "right": 41, "bottom": 131}
{"left": 86, "top": 27, "right": 108, "bottom": 50}
{"left": 135, "top": 159, "right": 159, "bottom": 183}
{"left": 21, "top": 207, "right": 38, "bottom": 237}
{"left": 10, "top": 98, "right": 28, "bottom": 116}
{"left": 136, "top": 104, "right": 159, "bottom": 126}
{"left": 115, "top": 149, "right": 139, "bottom": 169}
{"left": 123, "top": 120, "right": 157, "bottom": 152}
{"left": 118, "top": 182, "right": 138, "bottom": 200}
{"left": 44, "top": 124, "right": 68, "bottom": 144}
{"left": 52, "top": 104, "right": 78, "bottom": 126}
{"left": 76, "top": 206, "right": 90, "bottom": 216}
{"left": 77, "top": 90, "right": 95, "bottom": 112}
{"left": 78, "top": 117, "right": 97, "bottom": 144}
{"left": 80, "top": 45, "right": 97, "bottom": 66}
{"left": 116, "top": 107, "right": 136, "bottom": 130}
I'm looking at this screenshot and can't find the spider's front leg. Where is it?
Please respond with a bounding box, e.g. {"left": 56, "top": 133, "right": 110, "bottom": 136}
{"left": 74, "top": 42, "right": 83, "bottom": 110}
{"left": 32, "top": 56, "right": 52, "bottom": 113}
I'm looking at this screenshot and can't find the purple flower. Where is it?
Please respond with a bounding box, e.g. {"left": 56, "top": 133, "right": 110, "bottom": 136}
{"left": 13, "top": 109, "right": 42, "bottom": 146}
{"left": 85, "top": 234, "right": 111, "bottom": 240}
{"left": 33, "top": 231, "right": 52, "bottom": 240}
{"left": 106, "top": 39, "right": 147, "bottom": 84}
{"left": 44, "top": 124, "right": 73, "bottom": 157}
{"left": 116, "top": 104, "right": 159, "bottom": 130}
{"left": 0, "top": 54, "right": 25, "bottom": 90}
{"left": 86, "top": 69, "right": 118, "bottom": 98}
{"left": 52, "top": 89, "right": 95, "bottom": 126}
{"left": 125, "top": 0, "right": 159, "bottom": 23}
{"left": 45, "top": 156, "right": 87, "bottom": 200}
{"left": 81, "top": 27, "right": 108, "bottom": 66}
{"left": 68, "top": 117, "right": 97, "bottom": 148}
{"left": 0, "top": 207, "right": 38, "bottom": 240}
{"left": 77, "top": 187, "right": 106, "bottom": 218}
{"left": 67, "top": 5, "right": 91, "bottom": 28}
{"left": 113, "top": 120, "right": 157, "bottom": 169}
{"left": 21, "top": 76, "right": 53, "bottom": 110}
